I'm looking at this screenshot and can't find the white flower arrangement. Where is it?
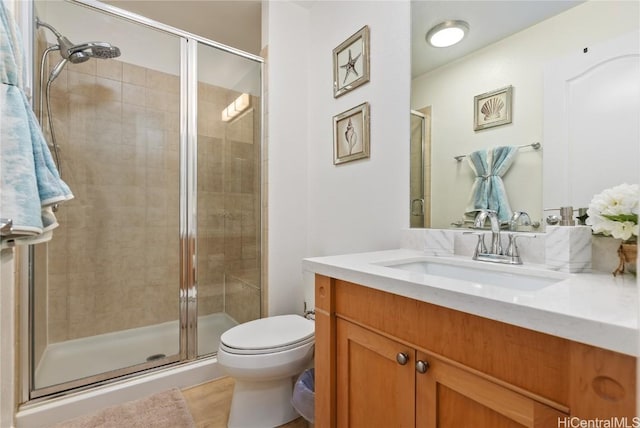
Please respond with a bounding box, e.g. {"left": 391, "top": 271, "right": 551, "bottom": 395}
{"left": 586, "top": 183, "right": 639, "bottom": 242}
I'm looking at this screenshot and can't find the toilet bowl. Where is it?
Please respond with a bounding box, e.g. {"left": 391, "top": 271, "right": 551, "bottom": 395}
{"left": 217, "top": 314, "right": 315, "bottom": 428}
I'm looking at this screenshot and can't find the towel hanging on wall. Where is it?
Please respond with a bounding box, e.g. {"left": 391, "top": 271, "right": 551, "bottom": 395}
{"left": 0, "top": 2, "right": 73, "bottom": 246}
{"left": 464, "top": 145, "right": 518, "bottom": 223}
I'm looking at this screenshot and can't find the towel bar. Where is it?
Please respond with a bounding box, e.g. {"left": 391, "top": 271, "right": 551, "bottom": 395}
{"left": 454, "top": 142, "right": 541, "bottom": 161}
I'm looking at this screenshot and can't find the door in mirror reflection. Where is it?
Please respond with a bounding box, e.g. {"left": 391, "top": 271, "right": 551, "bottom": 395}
{"left": 543, "top": 30, "right": 640, "bottom": 209}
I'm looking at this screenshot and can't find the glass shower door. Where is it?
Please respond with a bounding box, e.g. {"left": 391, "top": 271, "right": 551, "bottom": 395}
{"left": 196, "top": 42, "right": 262, "bottom": 357}
{"left": 410, "top": 111, "right": 425, "bottom": 228}
{"left": 27, "top": 0, "right": 264, "bottom": 400}
{"left": 31, "top": 0, "right": 183, "bottom": 396}
{"left": 409, "top": 108, "right": 431, "bottom": 228}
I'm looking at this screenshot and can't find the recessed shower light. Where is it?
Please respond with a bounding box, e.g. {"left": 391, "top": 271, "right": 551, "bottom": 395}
{"left": 221, "top": 93, "right": 251, "bottom": 122}
{"left": 426, "top": 20, "right": 469, "bottom": 48}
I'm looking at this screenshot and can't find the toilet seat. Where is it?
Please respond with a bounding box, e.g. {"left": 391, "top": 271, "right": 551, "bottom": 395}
{"left": 220, "top": 314, "right": 314, "bottom": 355}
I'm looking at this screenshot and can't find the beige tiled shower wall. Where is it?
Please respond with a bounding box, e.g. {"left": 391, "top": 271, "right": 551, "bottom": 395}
{"left": 44, "top": 53, "right": 181, "bottom": 342}
{"left": 42, "top": 48, "right": 260, "bottom": 342}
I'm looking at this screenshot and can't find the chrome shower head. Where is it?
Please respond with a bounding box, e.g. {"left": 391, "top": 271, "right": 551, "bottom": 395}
{"left": 36, "top": 18, "right": 122, "bottom": 83}
{"left": 36, "top": 18, "right": 121, "bottom": 64}
{"left": 68, "top": 42, "right": 121, "bottom": 61}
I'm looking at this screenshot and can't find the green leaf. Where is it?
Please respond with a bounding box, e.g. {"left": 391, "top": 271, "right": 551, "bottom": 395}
{"left": 602, "top": 213, "right": 639, "bottom": 224}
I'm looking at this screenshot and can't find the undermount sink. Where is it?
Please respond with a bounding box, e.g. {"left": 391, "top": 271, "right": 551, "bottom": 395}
{"left": 379, "top": 258, "right": 567, "bottom": 291}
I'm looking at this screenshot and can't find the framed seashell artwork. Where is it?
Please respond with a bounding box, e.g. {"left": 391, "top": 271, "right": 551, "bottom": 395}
{"left": 473, "top": 85, "right": 513, "bottom": 131}
{"left": 333, "top": 102, "right": 370, "bottom": 165}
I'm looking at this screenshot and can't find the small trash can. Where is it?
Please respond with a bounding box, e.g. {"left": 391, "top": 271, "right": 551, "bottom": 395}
{"left": 291, "top": 368, "right": 315, "bottom": 423}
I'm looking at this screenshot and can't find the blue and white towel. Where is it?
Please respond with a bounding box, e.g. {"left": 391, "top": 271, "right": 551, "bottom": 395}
{"left": 1, "top": 2, "right": 73, "bottom": 245}
{"left": 464, "top": 146, "right": 518, "bottom": 224}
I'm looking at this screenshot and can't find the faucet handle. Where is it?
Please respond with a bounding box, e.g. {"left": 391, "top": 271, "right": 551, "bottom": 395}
{"left": 510, "top": 211, "right": 542, "bottom": 230}
{"left": 510, "top": 211, "right": 530, "bottom": 222}
{"left": 463, "top": 231, "right": 487, "bottom": 259}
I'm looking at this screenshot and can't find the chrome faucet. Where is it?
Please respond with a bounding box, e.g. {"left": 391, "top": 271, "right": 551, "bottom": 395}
{"left": 467, "top": 209, "right": 536, "bottom": 265}
{"left": 473, "top": 209, "right": 502, "bottom": 255}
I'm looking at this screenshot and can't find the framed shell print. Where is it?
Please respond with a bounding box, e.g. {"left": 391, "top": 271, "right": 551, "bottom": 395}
{"left": 474, "top": 86, "right": 513, "bottom": 131}
{"left": 333, "top": 102, "right": 370, "bottom": 165}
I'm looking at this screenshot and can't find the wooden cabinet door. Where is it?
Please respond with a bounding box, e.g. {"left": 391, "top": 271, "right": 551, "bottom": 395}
{"left": 337, "top": 319, "right": 416, "bottom": 428}
{"left": 416, "top": 352, "right": 567, "bottom": 428}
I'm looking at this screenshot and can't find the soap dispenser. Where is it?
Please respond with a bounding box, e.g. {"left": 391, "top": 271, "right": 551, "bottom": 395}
{"left": 544, "top": 206, "right": 593, "bottom": 273}
{"left": 558, "top": 206, "right": 575, "bottom": 226}
{"left": 545, "top": 206, "right": 576, "bottom": 226}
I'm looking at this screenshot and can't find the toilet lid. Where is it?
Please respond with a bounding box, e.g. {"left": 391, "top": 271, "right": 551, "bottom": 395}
{"left": 220, "top": 315, "right": 314, "bottom": 351}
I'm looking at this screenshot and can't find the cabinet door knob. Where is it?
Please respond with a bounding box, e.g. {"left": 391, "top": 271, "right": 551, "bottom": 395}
{"left": 416, "top": 360, "right": 430, "bottom": 374}
{"left": 396, "top": 352, "right": 409, "bottom": 365}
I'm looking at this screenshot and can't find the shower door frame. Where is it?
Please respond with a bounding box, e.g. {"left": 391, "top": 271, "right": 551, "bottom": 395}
{"left": 410, "top": 110, "right": 426, "bottom": 228}
{"left": 22, "top": 0, "right": 264, "bottom": 402}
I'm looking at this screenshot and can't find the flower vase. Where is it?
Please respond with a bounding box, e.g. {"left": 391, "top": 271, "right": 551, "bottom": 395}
{"left": 613, "top": 242, "right": 637, "bottom": 276}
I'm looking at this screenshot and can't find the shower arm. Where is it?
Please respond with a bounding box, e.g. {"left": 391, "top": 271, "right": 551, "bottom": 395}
{"left": 35, "top": 18, "right": 64, "bottom": 39}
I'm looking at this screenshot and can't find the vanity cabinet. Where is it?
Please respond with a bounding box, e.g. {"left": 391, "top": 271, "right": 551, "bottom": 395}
{"left": 416, "top": 349, "right": 565, "bottom": 427}
{"left": 315, "top": 275, "right": 636, "bottom": 427}
{"left": 337, "top": 318, "right": 565, "bottom": 427}
{"left": 336, "top": 319, "right": 415, "bottom": 426}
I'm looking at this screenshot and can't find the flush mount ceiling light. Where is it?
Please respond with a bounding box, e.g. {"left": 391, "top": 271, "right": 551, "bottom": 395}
{"left": 426, "top": 20, "right": 469, "bottom": 48}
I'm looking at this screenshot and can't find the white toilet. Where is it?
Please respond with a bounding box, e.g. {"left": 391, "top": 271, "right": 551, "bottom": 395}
{"left": 217, "top": 314, "right": 315, "bottom": 428}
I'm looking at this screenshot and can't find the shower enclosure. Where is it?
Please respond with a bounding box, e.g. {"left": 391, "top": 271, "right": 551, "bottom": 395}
{"left": 25, "top": 0, "right": 263, "bottom": 399}
{"left": 409, "top": 109, "right": 431, "bottom": 228}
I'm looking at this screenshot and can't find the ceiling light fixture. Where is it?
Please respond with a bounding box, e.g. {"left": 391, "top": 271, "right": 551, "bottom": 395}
{"left": 426, "top": 20, "right": 469, "bottom": 48}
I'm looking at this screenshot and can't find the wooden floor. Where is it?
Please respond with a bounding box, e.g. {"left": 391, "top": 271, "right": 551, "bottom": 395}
{"left": 182, "top": 377, "right": 309, "bottom": 428}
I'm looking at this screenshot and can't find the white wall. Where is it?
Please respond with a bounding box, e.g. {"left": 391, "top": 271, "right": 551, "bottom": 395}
{"left": 306, "top": 0, "right": 410, "bottom": 256}
{"left": 2, "top": 1, "right": 27, "bottom": 425}
{"left": 412, "top": 0, "right": 640, "bottom": 229}
{"left": 266, "top": 0, "right": 411, "bottom": 314}
{"left": 265, "top": 1, "right": 311, "bottom": 315}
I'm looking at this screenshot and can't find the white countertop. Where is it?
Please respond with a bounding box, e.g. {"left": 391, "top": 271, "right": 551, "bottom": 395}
{"left": 303, "top": 249, "right": 638, "bottom": 356}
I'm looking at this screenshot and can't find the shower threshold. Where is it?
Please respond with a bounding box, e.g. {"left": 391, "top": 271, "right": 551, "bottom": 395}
{"left": 34, "top": 312, "right": 237, "bottom": 390}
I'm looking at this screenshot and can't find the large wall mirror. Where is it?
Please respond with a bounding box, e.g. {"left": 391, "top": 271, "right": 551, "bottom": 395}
{"left": 410, "top": 0, "right": 640, "bottom": 230}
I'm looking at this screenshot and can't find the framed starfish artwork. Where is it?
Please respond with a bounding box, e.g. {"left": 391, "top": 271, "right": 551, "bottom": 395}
{"left": 333, "top": 26, "right": 370, "bottom": 98}
{"left": 333, "top": 102, "right": 370, "bottom": 165}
